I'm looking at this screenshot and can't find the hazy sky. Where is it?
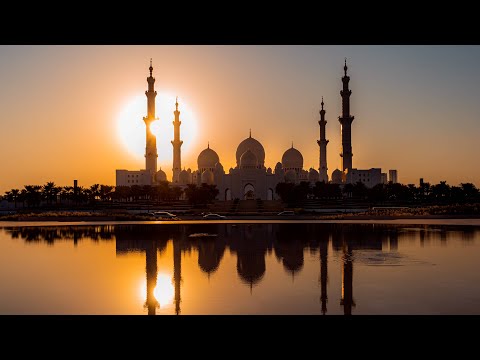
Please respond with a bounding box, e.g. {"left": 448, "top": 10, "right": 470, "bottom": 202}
{"left": 1, "top": 45, "right": 479, "bottom": 193}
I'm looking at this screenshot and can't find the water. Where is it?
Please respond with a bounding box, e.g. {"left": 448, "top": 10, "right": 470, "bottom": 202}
{"left": 1, "top": 221, "right": 479, "bottom": 315}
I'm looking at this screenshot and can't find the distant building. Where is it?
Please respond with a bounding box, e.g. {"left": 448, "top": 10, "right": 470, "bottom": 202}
{"left": 389, "top": 169, "right": 398, "bottom": 184}
{"left": 381, "top": 173, "right": 388, "bottom": 184}
{"left": 347, "top": 168, "right": 382, "bottom": 188}
{"left": 116, "top": 169, "right": 166, "bottom": 187}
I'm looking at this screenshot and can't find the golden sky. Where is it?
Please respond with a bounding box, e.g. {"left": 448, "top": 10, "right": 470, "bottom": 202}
{"left": 1, "top": 45, "right": 479, "bottom": 192}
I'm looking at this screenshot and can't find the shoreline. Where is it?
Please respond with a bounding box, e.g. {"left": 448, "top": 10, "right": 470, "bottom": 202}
{"left": 1, "top": 215, "right": 480, "bottom": 227}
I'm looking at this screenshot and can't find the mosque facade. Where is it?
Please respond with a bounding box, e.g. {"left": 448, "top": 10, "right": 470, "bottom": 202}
{"left": 116, "top": 60, "right": 398, "bottom": 199}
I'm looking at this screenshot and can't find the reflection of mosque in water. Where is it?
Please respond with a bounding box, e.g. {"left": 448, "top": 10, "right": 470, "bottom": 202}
{"left": 4, "top": 224, "right": 479, "bottom": 315}
{"left": 113, "top": 223, "right": 405, "bottom": 315}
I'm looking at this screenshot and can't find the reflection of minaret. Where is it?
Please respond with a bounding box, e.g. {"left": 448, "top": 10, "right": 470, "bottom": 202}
{"left": 317, "top": 97, "right": 329, "bottom": 183}
{"left": 144, "top": 59, "right": 158, "bottom": 177}
{"left": 319, "top": 239, "right": 328, "bottom": 315}
{"left": 173, "top": 237, "right": 182, "bottom": 315}
{"left": 340, "top": 243, "right": 355, "bottom": 315}
{"left": 145, "top": 241, "right": 159, "bottom": 315}
{"left": 171, "top": 97, "right": 183, "bottom": 184}
{"left": 339, "top": 59, "right": 354, "bottom": 174}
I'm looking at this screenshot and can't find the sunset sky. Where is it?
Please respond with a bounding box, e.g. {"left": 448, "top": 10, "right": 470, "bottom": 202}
{"left": 1, "top": 45, "right": 479, "bottom": 193}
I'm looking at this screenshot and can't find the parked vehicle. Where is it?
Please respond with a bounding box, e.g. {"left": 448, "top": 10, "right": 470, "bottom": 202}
{"left": 202, "top": 213, "right": 227, "bottom": 219}
{"left": 277, "top": 211, "right": 295, "bottom": 216}
{"left": 152, "top": 211, "right": 177, "bottom": 219}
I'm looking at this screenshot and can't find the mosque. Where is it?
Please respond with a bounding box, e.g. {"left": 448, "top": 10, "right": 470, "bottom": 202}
{"left": 116, "top": 59, "right": 397, "bottom": 200}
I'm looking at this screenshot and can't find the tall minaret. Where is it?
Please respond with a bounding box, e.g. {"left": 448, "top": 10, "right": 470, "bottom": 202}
{"left": 317, "top": 97, "right": 329, "bottom": 183}
{"left": 171, "top": 97, "right": 183, "bottom": 184}
{"left": 338, "top": 59, "right": 355, "bottom": 174}
{"left": 340, "top": 243, "right": 355, "bottom": 315}
{"left": 143, "top": 59, "right": 158, "bottom": 177}
{"left": 144, "top": 241, "right": 159, "bottom": 315}
{"left": 173, "top": 237, "right": 182, "bottom": 315}
{"left": 319, "top": 238, "right": 328, "bottom": 315}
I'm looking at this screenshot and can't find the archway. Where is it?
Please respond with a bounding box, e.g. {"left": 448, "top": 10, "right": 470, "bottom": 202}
{"left": 267, "top": 188, "right": 274, "bottom": 200}
{"left": 244, "top": 183, "right": 255, "bottom": 200}
{"left": 225, "top": 188, "right": 232, "bottom": 201}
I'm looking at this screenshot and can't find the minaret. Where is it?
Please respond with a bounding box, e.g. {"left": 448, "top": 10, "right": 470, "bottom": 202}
{"left": 173, "top": 236, "right": 182, "bottom": 315}
{"left": 317, "top": 97, "right": 329, "bottom": 183}
{"left": 338, "top": 59, "right": 355, "bottom": 174}
{"left": 143, "top": 59, "right": 158, "bottom": 178}
{"left": 340, "top": 243, "right": 355, "bottom": 315}
{"left": 319, "top": 238, "right": 328, "bottom": 315}
{"left": 144, "top": 240, "right": 159, "bottom": 315}
{"left": 171, "top": 97, "right": 183, "bottom": 184}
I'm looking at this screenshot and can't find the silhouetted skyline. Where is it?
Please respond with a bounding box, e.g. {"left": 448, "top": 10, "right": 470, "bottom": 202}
{"left": 1, "top": 45, "right": 480, "bottom": 193}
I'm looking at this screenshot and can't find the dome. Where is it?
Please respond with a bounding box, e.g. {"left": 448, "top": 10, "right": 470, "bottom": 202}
{"left": 308, "top": 168, "right": 319, "bottom": 182}
{"left": 201, "top": 169, "right": 214, "bottom": 185}
{"left": 236, "top": 134, "right": 265, "bottom": 168}
{"left": 198, "top": 146, "right": 219, "bottom": 170}
{"left": 179, "top": 170, "right": 190, "bottom": 184}
{"left": 282, "top": 146, "right": 303, "bottom": 170}
{"left": 285, "top": 169, "right": 296, "bottom": 183}
{"left": 331, "top": 169, "right": 343, "bottom": 184}
{"left": 155, "top": 169, "right": 167, "bottom": 182}
{"left": 215, "top": 162, "right": 224, "bottom": 173}
{"left": 240, "top": 149, "right": 258, "bottom": 168}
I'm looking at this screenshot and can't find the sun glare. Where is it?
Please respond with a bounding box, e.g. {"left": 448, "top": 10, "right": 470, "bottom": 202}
{"left": 117, "top": 93, "right": 198, "bottom": 168}
{"left": 154, "top": 273, "right": 175, "bottom": 308}
{"left": 139, "top": 272, "right": 175, "bottom": 309}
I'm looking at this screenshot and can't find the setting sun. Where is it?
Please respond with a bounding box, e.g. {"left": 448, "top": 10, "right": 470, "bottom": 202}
{"left": 117, "top": 92, "right": 198, "bottom": 171}
{"left": 140, "top": 272, "right": 175, "bottom": 310}
{"left": 154, "top": 273, "right": 175, "bottom": 308}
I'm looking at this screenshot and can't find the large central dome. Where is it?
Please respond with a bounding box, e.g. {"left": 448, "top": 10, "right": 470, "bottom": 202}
{"left": 198, "top": 145, "right": 219, "bottom": 170}
{"left": 236, "top": 132, "right": 265, "bottom": 168}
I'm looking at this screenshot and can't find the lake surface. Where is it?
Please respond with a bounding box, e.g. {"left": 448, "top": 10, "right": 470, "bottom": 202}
{"left": 1, "top": 221, "right": 480, "bottom": 315}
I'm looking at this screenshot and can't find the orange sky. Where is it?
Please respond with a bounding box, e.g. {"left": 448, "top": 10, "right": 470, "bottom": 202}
{"left": 1, "top": 45, "right": 479, "bottom": 193}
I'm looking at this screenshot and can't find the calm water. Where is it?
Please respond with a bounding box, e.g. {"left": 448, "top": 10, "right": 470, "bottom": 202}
{"left": 1, "top": 221, "right": 480, "bottom": 315}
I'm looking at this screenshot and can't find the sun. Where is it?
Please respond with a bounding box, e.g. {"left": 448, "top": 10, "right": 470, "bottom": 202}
{"left": 139, "top": 272, "right": 175, "bottom": 309}
{"left": 117, "top": 92, "right": 199, "bottom": 172}
{"left": 154, "top": 273, "right": 175, "bottom": 308}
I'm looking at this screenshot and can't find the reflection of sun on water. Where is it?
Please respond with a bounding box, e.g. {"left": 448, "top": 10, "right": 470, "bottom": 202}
{"left": 139, "top": 272, "right": 174, "bottom": 309}
{"left": 117, "top": 93, "right": 199, "bottom": 169}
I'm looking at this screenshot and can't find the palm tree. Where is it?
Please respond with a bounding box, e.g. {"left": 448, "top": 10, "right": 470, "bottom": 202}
{"left": 3, "top": 191, "right": 12, "bottom": 205}
{"left": 11, "top": 189, "right": 20, "bottom": 208}
{"left": 19, "top": 189, "right": 27, "bottom": 208}
{"left": 100, "top": 185, "right": 114, "bottom": 202}
{"left": 61, "top": 186, "right": 74, "bottom": 204}
{"left": 42, "top": 182, "right": 56, "bottom": 205}
{"left": 112, "top": 186, "right": 130, "bottom": 202}
{"left": 24, "top": 185, "right": 42, "bottom": 208}
{"left": 461, "top": 183, "right": 479, "bottom": 202}
{"left": 89, "top": 184, "right": 101, "bottom": 203}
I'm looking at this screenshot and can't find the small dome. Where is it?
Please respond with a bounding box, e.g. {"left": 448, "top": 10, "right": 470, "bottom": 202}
{"left": 215, "top": 162, "right": 224, "bottom": 173}
{"left": 236, "top": 134, "right": 265, "bottom": 168}
{"left": 155, "top": 169, "right": 167, "bottom": 182}
{"left": 282, "top": 146, "right": 303, "bottom": 170}
{"left": 267, "top": 167, "right": 272, "bottom": 174}
{"left": 198, "top": 146, "right": 219, "bottom": 170}
{"left": 308, "top": 168, "right": 319, "bottom": 182}
{"left": 285, "top": 169, "right": 296, "bottom": 183}
{"left": 331, "top": 169, "right": 343, "bottom": 184}
{"left": 275, "top": 162, "right": 283, "bottom": 170}
{"left": 201, "top": 169, "right": 214, "bottom": 185}
{"left": 240, "top": 149, "right": 258, "bottom": 168}
{"left": 179, "top": 170, "right": 190, "bottom": 184}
